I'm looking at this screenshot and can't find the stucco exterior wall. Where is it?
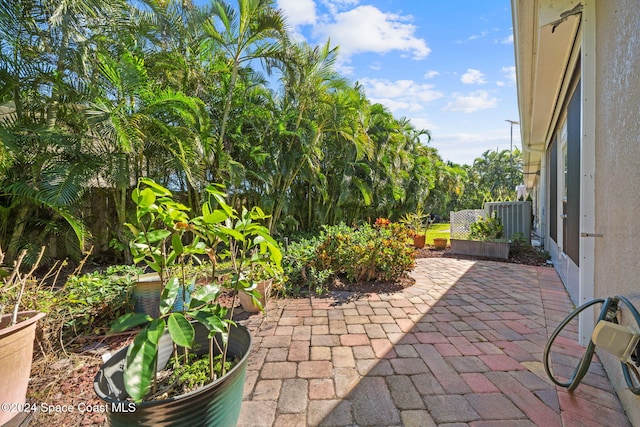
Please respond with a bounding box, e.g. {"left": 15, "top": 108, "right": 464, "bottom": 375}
{"left": 594, "top": 1, "right": 640, "bottom": 423}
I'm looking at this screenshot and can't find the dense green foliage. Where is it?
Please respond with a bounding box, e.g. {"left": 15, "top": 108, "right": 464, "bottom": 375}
{"left": 469, "top": 213, "right": 504, "bottom": 241}
{"left": 0, "top": 264, "right": 142, "bottom": 353}
{"left": 0, "top": 0, "right": 522, "bottom": 264}
{"left": 281, "top": 221, "right": 415, "bottom": 295}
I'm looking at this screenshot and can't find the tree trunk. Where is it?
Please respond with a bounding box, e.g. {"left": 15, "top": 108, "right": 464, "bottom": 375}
{"left": 113, "top": 185, "right": 132, "bottom": 264}
{"left": 5, "top": 205, "right": 30, "bottom": 264}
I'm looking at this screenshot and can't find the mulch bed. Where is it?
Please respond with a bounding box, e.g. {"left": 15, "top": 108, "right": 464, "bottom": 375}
{"left": 325, "top": 243, "right": 550, "bottom": 298}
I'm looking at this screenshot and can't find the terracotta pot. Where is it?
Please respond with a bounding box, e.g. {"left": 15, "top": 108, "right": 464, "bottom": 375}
{"left": 239, "top": 279, "right": 273, "bottom": 313}
{"left": 0, "top": 311, "right": 45, "bottom": 426}
{"left": 433, "top": 238, "right": 448, "bottom": 250}
{"left": 413, "top": 234, "right": 426, "bottom": 248}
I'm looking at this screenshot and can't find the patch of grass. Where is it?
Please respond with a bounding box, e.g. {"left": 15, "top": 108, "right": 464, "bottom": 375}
{"left": 426, "top": 223, "right": 450, "bottom": 246}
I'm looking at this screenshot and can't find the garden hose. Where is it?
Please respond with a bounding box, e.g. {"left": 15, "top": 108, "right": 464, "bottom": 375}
{"left": 543, "top": 295, "right": 640, "bottom": 394}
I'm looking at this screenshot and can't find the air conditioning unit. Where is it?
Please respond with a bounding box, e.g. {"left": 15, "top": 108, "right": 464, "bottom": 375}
{"left": 484, "top": 201, "right": 532, "bottom": 244}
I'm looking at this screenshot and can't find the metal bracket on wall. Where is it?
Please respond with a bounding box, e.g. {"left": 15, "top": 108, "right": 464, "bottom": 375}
{"left": 580, "top": 232, "right": 603, "bottom": 238}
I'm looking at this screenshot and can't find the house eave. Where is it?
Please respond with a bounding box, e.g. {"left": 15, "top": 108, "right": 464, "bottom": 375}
{"left": 512, "top": 0, "right": 582, "bottom": 188}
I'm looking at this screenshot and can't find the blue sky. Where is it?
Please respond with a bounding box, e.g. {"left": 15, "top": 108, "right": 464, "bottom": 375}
{"left": 276, "top": 0, "right": 521, "bottom": 166}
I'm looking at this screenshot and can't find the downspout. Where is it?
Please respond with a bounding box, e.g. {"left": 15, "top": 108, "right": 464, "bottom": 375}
{"left": 523, "top": 145, "right": 546, "bottom": 248}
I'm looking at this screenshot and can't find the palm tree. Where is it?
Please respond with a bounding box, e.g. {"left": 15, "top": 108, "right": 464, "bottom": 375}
{"left": 471, "top": 149, "right": 523, "bottom": 202}
{"left": 88, "top": 45, "right": 210, "bottom": 255}
{"left": 200, "top": 0, "right": 288, "bottom": 178}
{"left": 263, "top": 40, "right": 368, "bottom": 231}
{"left": 0, "top": 0, "right": 117, "bottom": 262}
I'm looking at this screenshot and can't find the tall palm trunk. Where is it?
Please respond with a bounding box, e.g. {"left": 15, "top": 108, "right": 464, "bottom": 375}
{"left": 6, "top": 205, "right": 30, "bottom": 264}
{"left": 113, "top": 184, "right": 132, "bottom": 264}
{"left": 218, "top": 61, "right": 239, "bottom": 156}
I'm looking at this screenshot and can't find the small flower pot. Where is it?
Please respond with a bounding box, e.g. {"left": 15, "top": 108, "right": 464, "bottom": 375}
{"left": 433, "top": 238, "right": 448, "bottom": 250}
{"left": 133, "top": 273, "right": 162, "bottom": 318}
{"left": 413, "top": 234, "right": 426, "bottom": 248}
{"left": 239, "top": 279, "right": 272, "bottom": 313}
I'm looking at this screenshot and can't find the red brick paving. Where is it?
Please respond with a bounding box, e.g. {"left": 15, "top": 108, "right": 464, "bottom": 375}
{"left": 238, "top": 258, "right": 631, "bottom": 426}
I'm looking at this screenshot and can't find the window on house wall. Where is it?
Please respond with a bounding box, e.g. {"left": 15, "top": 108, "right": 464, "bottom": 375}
{"left": 560, "top": 119, "right": 568, "bottom": 253}
{"left": 566, "top": 80, "right": 581, "bottom": 266}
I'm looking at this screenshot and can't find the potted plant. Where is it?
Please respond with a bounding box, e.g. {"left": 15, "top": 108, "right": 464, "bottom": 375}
{"left": 400, "top": 209, "right": 432, "bottom": 248}
{"left": 0, "top": 246, "right": 46, "bottom": 426}
{"left": 238, "top": 263, "right": 278, "bottom": 313}
{"left": 450, "top": 213, "right": 510, "bottom": 259}
{"left": 94, "top": 178, "right": 282, "bottom": 426}
{"left": 432, "top": 237, "right": 448, "bottom": 250}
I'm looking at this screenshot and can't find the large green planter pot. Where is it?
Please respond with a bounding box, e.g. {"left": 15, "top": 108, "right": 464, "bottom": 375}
{"left": 0, "top": 311, "right": 45, "bottom": 426}
{"left": 94, "top": 323, "right": 252, "bottom": 427}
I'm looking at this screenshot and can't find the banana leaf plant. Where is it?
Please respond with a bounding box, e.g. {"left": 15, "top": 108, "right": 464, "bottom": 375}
{"left": 110, "top": 178, "right": 281, "bottom": 401}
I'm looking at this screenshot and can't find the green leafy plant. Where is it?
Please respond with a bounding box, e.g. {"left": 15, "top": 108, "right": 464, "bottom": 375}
{"left": 280, "top": 236, "right": 330, "bottom": 296}
{"left": 469, "top": 213, "right": 504, "bottom": 241}
{"left": 111, "top": 178, "right": 282, "bottom": 402}
{"left": 400, "top": 209, "right": 432, "bottom": 236}
{"left": 281, "top": 221, "right": 414, "bottom": 294}
{"left": 60, "top": 265, "right": 141, "bottom": 337}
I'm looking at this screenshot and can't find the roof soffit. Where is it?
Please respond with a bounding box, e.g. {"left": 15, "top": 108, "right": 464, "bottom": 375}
{"left": 512, "top": 0, "right": 582, "bottom": 187}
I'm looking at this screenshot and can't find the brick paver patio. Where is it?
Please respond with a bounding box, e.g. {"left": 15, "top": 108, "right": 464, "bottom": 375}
{"left": 237, "top": 257, "right": 631, "bottom": 426}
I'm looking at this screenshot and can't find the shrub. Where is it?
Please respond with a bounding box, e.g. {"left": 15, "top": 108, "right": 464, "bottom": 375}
{"left": 281, "top": 222, "right": 415, "bottom": 295}
{"left": 0, "top": 264, "right": 143, "bottom": 353}
{"left": 60, "top": 265, "right": 142, "bottom": 337}
{"left": 281, "top": 236, "right": 332, "bottom": 295}
{"left": 469, "top": 213, "right": 504, "bottom": 241}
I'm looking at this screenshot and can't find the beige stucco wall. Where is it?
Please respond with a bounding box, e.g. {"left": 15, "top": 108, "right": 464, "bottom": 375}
{"left": 594, "top": 1, "right": 640, "bottom": 424}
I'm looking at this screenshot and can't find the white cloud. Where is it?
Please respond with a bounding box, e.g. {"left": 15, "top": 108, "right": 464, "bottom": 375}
{"left": 456, "top": 30, "right": 489, "bottom": 43}
{"left": 277, "top": 0, "right": 317, "bottom": 27}
{"left": 461, "top": 68, "right": 486, "bottom": 85}
{"left": 312, "top": 5, "right": 431, "bottom": 61}
{"left": 360, "top": 78, "right": 444, "bottom": 105}
{"left": 423, "top": 70, "right": 439, "bottom": 79}
{"left": 468, "top": 30, "right": 489, "bottom": 40}
{"left": 431, "top": 129, "right": 519, "bottom": 165}
{"left": 371, "top": 98, "right": 425, "bottom": 113}
{"left": 443, "top": 90, "right": 499, "bottom": 113}
{"left": 408, "top": 116, "right": 438, "bottom": 133}
{"left": 501, "top": 34, "right": 514, "bottom": 44}
{"left": 501, "top": 66, "right": 516, "bottom": 84}
{"left": 320, "top": 0, "right": 360, "bottom": 15}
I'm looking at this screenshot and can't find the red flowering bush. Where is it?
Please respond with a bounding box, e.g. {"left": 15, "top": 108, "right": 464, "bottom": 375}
{"left": 375, "top": 217, "right": 391, "bottom": 229}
